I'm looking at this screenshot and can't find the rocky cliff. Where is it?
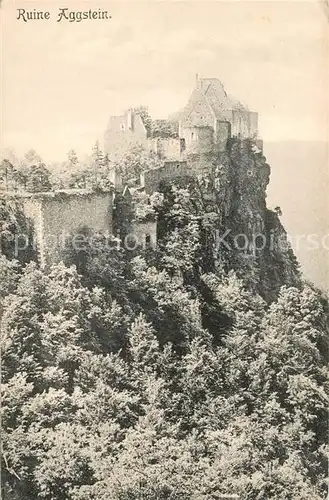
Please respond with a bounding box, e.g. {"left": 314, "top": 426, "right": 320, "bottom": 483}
{"left": 155, "top": 138, "right": 301, "bottom": 302}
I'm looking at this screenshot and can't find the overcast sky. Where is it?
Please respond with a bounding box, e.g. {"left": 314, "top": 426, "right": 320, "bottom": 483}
{"left": 1, "top": 0, "right": 328, "bottom": 161}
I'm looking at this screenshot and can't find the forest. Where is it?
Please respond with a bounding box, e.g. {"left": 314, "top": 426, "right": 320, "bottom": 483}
{"left": 0, "top": 143, "right": 328, "bottom": 500}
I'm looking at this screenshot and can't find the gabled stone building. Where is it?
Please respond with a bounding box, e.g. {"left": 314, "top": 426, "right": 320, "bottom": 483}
{"left": 178, "top": 76, "right": 258, "bottom": 141}
{"left": 104, "top": 76, "right": 260, "bottom": 161}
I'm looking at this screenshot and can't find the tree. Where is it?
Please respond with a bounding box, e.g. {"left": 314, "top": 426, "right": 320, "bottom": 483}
{"left": 151, "top": 119, "right": 179, "bottom": 138}
{"left": 128, "top": 314, "right": 160, "bottom": 374}
{"left": 23, "top": 149, "right": 43, "bottom": 168}
{"left": 0, "top": 159, "right": 14, "bottom": 190}
{"left": 67, "top": 149, "right": 79, "bottom": 168}
{"left": 113, "top": 143, "right": 162, "bottom": 183}
{"left": 11, "top": 168, "right": 28, "bottom": 191}
{"left": 0, "top": 200, "right": 34, "bottom": 263}
{"left": 25, "top": 164, "right": 52, "bottom": 192}
{"left": 91, "top": 141, "right": 104, "bottom": 181}
{"left": 1, "top": 162, "right": 328, "bottom": 500}
{"left": 68, "top": 170, "right": 88, "bottom": 189}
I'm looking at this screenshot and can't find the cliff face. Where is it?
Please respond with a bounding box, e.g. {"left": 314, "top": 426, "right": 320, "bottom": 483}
{"left": 1, "top": 139, "right": 300, "bottom": 303}
{"left": 222, "top": 138, "right": 300, "bottom": 300}
{"left": 157, "top": 138, "right": 301, "bottom": 302}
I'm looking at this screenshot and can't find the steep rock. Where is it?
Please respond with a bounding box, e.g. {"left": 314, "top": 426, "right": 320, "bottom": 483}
{"left": 157, "top": 138, "right": 301, "bottom": 302}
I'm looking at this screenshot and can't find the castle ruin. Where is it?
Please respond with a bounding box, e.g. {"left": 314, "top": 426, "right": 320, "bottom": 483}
{"left": 2, "top": 77, "right": 263, "bottom": 267}
{"left": 104, "top": 76, "right": 260, "bottom": 161}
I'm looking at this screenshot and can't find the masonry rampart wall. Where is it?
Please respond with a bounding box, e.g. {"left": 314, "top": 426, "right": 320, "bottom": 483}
{"left": 140, "top": 161, "right": 189, "bottom": 194}
{"left": 21, "top": 191, "right": 113, "bottom": 266}
{"left": 146, "top": 138, "right": 182, "bottom": 159}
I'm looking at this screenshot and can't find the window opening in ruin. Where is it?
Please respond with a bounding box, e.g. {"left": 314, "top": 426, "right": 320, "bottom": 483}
{"left": 120, "top": 123, "right": 125, "bottom": 131}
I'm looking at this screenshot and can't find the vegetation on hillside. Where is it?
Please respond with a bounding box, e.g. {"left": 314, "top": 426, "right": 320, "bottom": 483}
{"left": 1, "top": 176, "right": 328, "bottom": 499}
{"left": 1, "top": 142, "right": 163, "bottom": 192}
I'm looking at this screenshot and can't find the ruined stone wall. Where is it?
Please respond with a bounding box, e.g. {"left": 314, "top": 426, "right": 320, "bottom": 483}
{"left": 140, "top": 161, "right": 189, "bottom": 194}
{"left": 104, "top": 132, "right": 147, "bottom": 159}
{"left": 21, "top": 198, "right": 45, "bottom": 264}
{"left": 146, "top": 138, "right": 182, "bottom": 160}
{"left": 214, "top": 121, "right": 231, "bottom": 151}
{"left": 224, "top": 110, "right": 258, "bottom": 138}
{"left": 104, "top": 114, "right": 148, "bottom": 158}
{"left": 130, "top": 220, "right": 157, "bottom": 249}
{"left": 22, "top": 191, "right": 113, "bottom": 267}
{"left": 180, "top": 126, "right": 214, "bottom": 155}
{"left": 249, "top": 112, "right": 259, "bottom": 138}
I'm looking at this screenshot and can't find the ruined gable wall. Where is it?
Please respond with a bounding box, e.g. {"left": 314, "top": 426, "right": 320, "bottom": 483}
{"left": 182, "top": 98, "right": 215, "bottom": 128}
{"left": 202, "top": 84, "right": 226, "bottom": 119}
{"left": 104, "top": 114, "right": 148, "bottom": 157}
{"left": 133, "top": 114, "right": 148, "bottom": 137}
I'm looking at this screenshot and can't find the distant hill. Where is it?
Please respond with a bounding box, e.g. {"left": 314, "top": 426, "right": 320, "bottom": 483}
{"left": 265, "top": 140, "right": 328, "bottom": 291}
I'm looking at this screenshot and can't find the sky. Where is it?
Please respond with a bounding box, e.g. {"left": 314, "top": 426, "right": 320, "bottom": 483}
{"left": 1, "top": 0, "right": 328, "bottom": 161}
